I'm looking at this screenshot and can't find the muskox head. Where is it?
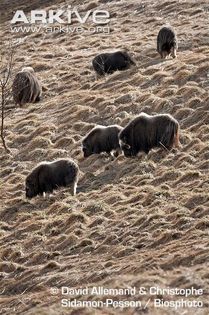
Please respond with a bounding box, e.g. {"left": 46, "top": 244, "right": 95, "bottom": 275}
{"left": 123, "top": 51, "right": 136, "bottom": 66}
{"left": 82, "top": 141, "right": 92, "bottom": 158}
{"left": 119, "top": 137, "right": 136, "bottom": 157}
{"left": 25, "top": 173, "right": 39, "bottom": 199}
{"left": 21, "top": 66, "right": 35, "bottom": 74}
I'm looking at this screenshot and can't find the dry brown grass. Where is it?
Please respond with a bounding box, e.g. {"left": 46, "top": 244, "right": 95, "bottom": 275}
{"left": 0, "top": 0, "right": 209, "bottom": 314}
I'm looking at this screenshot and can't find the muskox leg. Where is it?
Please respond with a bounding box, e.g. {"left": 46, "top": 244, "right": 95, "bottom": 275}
{"left": 161, "top": 52, "right": 164, "bottom": 59}
{"left": 35, "top": 95, "right": 41, "bottom": 102}
{"left": 95, "top": 73, "right": 99, "bottom": 81}
{"left": 174, "top": 129, "right": 180, "bottom": 148}
{"left": 163, "top": 51, "right": 168, "bottom": 59}
{"left": 103, "top": 152, "right": 113, "bottom": 160}
{"left": 159, "top": 141, "right": 170, "bottom": 152}
{"left": 113, "top": 148, "right": 122, "bottom": 158}
{"left": 95, "top": 72, "right": 103, "bottom": 81}
{"left": 171, "top": 47, "right": 177, "bottom": 58}
{"left": 109, "top": 151, "right": 115, "bottom": 161}
{"left": 71, "top": 182, "right": 77, "bottom": 196}
{"left": 43, "top": 191, "right": 53, "bottom": 198}
{"left": 104, "top": 74, "right": 108, "bottom": 82}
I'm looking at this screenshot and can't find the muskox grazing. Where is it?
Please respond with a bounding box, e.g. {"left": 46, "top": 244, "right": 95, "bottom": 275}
{"left": 82, "top": 125, "right": 123, "bottom": 158}
{"left": 119, "top": 113, "right": 180, "bottom": 157}
{"left": 25, "top": 159, "right": 79, "bottom": 198}
{"left": 92, "top": 50, "right": 136, "bottom": 76}
{"left": 157, "top": 26, "right": 178, "bottom": 59}
{"left": 12, "top": 67, "right": 42, "bottom": 106}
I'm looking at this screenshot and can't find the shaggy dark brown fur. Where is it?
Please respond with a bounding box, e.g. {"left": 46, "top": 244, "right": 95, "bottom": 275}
{"left": 25, "top": 159, "right": 79, "bottom": 198}
{"left": 82, "top": 125, "right": 123, "bottom": 158}
{"left": 119, "top": 113, "right": 180, "bottom": 157}
{"left": 157, "top": 26, "right": 178, "bottom": 59}
{"left": 12, "top": 67, "right": 42, "bottom": 106}
{"left": 92, "top": 51, "right": 136, "bottom": 76}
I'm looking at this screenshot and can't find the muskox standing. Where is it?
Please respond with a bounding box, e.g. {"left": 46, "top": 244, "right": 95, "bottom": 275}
{"left": 12, "top": 67, "right": 42, "bottom": 106}
{"left": 157, "top": 26, "right": 178, "bottom": 59}
{"left": 119, "top": 113, "right": 180, "bottom": 157}
{"left": 25, "top": 159, "right": 79, "bottom": 198}
{"left": 82, "top": 125, "right": 123, "bottom": 158}
{"left": 92, "top": 51, "right": 136, "bottom": 76}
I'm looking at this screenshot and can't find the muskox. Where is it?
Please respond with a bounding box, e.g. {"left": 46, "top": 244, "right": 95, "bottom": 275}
{"left": 12, "top": 67, "right": 42, "bottom": 106}
{"left": 157, "top": 26, "right": 178, "bottom": 59}
{"left": 25, "top": 159, "right": 79, "bottom": 199}
{"left": 92, "top": 50, "right": 136, "bottom": 76}
{"left": 119, "top": 113, "right": 180, "bottom": 157}
{"left": 82, "top": 125, "right": 123, "bottom": 158}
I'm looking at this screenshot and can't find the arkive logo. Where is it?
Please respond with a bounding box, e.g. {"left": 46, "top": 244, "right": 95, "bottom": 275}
{"left": 10, "top": 7, "right": 111, "bottom": 34}
{"left": 11, "top": 8, "right": 110, "bottom": 25}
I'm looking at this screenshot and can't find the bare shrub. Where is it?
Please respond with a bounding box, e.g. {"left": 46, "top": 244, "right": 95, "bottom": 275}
{"left": 0, "top": 42, "right": 14, "bottom": 153}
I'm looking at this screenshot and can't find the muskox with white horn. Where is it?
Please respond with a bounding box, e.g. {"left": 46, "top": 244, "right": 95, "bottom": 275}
{"left": 119, "top": 113, "right": 180, "bottom": 157}
{"left": 92, "top": 50, "right": 136, "bottom": 77}
{"left": 82, "top": 125, "right": 123, "bottom": 158}
{"left": 12, "top": 66, "right": 42, "bottom": 106}
{"left": 25, "top": 159, "right": 79, "bottom": 199}
{"left": 157, "top": 26, "right": 178, "bottom": 59}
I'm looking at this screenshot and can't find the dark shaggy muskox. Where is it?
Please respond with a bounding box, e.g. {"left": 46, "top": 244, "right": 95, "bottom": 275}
{"left": 12, "top": 67, "right": 42, "bottom": 106}
{"left": 157, "top": 26, "right": 178, "bottom": 59}
{"left": 82, "top": 125, "right": 123, "bottom": 158}
{"left": 119, "top": 113, "right": 180, "bottom": 157}
{"left": 92, "top": 50, "right": 136, "bottom": 76}
{"left": 25, "top": 159, "right": 79, "bottom": 199}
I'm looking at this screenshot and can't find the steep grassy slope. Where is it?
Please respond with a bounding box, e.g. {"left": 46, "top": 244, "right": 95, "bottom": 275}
{"left": 0, "top": 0, "right": 209, "bottom": 314}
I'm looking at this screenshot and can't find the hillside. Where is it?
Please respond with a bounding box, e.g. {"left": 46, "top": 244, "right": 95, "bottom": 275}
{"left": 0, "top": 0, "right": 209, "bottom": 314}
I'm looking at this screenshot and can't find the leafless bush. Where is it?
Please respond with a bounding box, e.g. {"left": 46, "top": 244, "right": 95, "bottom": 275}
{"left": 0, "top": 43, "right": 14, "bottom": 153}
